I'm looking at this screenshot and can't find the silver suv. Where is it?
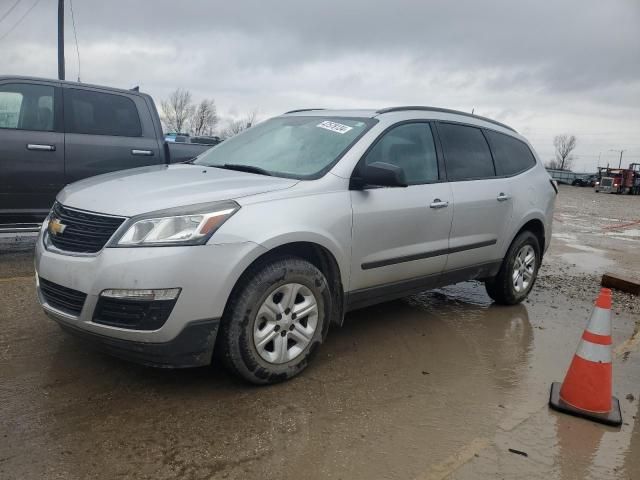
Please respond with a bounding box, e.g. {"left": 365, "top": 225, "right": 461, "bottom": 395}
{"left": 35, "top": 107, "right": 556, "bottom": 384}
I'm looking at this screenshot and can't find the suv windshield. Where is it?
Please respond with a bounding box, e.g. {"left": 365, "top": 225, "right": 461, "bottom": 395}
{"left": 194, "top": 116, "right": 376, "bottom": 179}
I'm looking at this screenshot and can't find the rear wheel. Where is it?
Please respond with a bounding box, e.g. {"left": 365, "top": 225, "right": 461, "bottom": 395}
{"left": 217, "top": 256, "right": 330, "bottom": 384}
{"left": 485, "top": 231, "right": 540, "bottom": 305}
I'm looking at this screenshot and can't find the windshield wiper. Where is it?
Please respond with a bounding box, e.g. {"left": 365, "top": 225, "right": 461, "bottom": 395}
{"left": 214, "top": 164, "right": 272, "bottom": 176}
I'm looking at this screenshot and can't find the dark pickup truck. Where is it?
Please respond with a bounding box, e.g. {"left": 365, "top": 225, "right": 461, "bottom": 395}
{"left": 0, "top": 76, "right": 213, "bottom": 226}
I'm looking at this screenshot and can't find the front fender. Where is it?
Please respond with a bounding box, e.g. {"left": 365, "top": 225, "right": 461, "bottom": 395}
{"left": 258, "top": 230, "right": 350, "bottom": 287}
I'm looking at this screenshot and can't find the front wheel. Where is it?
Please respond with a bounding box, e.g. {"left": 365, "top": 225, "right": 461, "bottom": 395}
{"left": 485, "top": 231, "right": 541, "bottom": 305}
{"left": 217, "top": 256, "right": 331, "bottom": 384}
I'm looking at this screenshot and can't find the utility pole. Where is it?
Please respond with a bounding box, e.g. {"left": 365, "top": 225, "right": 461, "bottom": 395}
{"left": 58, "top": 0, "right": 65, "bottom": 80}
{"left": 609, "top": 149, "right": 626, "bottom": 169}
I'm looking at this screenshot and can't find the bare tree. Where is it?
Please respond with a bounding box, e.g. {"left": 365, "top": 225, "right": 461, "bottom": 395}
{"left": 221, "top": 111, "right": 258, "bottom": 139}
{"left": 545, "top": 159, "right": 562, "bottom": 169}
{"left": 553, "top": 134, "right": 577, "bottom": 171}
{"left": 191, "top": 99, "right": 218, "bottom": 136}
{"left": 160, "top": 88, "right": 195, "bottom": 133}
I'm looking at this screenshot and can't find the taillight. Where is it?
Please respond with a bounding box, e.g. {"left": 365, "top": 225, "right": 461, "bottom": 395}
{"left": 550, "top": 179, "right": 559, "bottom": 194}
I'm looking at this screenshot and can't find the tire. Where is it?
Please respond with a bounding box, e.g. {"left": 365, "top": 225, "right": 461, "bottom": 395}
{"left": 217, "top": 256, "right": 331, "bottom": 384}
{"left": 485, "top": 231, "right": 541, "bottom": 305}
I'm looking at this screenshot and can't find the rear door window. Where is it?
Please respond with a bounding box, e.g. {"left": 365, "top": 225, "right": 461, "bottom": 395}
{"left": 64, "top": 88, "right": 142, "bottom": 137}
{"left": 485, "top": 130, "right": 536, "bottom": 176}
{"left": 363, "top": 122, "right": 439, "bottom": 184}
{"left": 438, "top": 123, "right": 495, "bottom": 181}
{"left": 0, "top": 83, "right": 55, "bottom": 131}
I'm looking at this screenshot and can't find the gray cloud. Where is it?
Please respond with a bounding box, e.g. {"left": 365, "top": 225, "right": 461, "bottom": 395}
{"left": 2, "top": 0, "right": 639, "bottom": 170}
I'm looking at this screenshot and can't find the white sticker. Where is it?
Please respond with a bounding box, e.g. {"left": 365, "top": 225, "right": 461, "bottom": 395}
{"left": 317, "top": 120, "right": 353, "bottom": 134}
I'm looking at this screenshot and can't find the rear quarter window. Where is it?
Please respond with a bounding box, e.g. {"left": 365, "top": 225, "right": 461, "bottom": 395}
{"left": 437, "top": 123, "right": 495, "bottom": 181}
{"left": 485, "top": 130, "right": 537, "bottom": 176}
{"left": 64, "top": 88, "right": 142, "bottom": 137}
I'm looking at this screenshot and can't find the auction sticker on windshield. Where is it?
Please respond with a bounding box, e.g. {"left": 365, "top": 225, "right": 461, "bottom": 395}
{"left": 317, "top": 120, "right": 353, "bottom": 134}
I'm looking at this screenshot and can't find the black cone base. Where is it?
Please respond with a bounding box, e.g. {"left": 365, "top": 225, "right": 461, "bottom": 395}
{"left": 549, "top": 382, "right": 622, "bottom": 427}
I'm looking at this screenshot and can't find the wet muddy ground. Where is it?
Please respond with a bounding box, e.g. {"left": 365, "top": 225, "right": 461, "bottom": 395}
{"left": 1, "top": 185, "right": 638, "bottom": 479}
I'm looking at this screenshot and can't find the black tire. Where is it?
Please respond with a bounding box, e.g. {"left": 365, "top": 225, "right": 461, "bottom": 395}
{"left": 485, "top": 231, "right": 541, "bottom": 305}
{"left": 217, "top": 256, "right": 331, "bottom": 385}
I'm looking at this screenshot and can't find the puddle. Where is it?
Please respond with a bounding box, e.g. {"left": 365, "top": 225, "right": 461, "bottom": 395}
{"left": 606, "top": 228, "right": 640, "bottom": 239}
{"left": 552, "top": 233, "right": 578, "bottom": 242}
{"left": 563, "top": 243, "right": 607, "bottom": 254}
{"left": 559, "top": 252, "right": 615, "bottom": 273}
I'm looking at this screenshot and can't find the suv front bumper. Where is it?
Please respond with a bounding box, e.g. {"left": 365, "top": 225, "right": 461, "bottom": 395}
{"left": 35, "top": 235, "right": 266, "bottom": 367}
{"left": 53, "top": 316, "right": 220, "bottom": 368}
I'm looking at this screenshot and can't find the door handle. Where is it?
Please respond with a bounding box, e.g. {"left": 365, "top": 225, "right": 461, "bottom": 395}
{"left": 429, "top": 199, "right": 449, "bottom": 209}
{"left": 131, "top": 149, "right": 154, "bottom": 156}
{"left": 497, "top": 193, "right": 510, "bottom": 202}
{"left": 27, "top": 144, "right": 56, "bottom": 151}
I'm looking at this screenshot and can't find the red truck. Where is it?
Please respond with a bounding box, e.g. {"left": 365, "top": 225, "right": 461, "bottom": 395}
{"left": 596, "top": 164, "right": 640, "bottom": 195}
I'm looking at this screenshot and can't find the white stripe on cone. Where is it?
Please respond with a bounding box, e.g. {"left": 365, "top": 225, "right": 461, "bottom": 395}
{"left": 576, "top": 341, "right": 612, "bottom": 364}
{"left": 586, "top": 307, "right": 611, "bottom": 336}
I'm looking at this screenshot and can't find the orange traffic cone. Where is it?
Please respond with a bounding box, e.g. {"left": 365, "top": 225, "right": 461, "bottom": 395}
{"left": 549, "top": 288, "right": 622, "bottom": 426}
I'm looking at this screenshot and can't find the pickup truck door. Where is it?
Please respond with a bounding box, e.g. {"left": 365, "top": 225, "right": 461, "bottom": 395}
{"left": 0, "top": 81, "right": 64, "bottom": 222}
{"left": 62, "top": 87, "right": 162, "bottom": 184}
{"left": 349, "top": 122, "right": 453, "bottom": 305}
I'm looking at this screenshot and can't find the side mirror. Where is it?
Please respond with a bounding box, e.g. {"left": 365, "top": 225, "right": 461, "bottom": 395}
{"left": 359, "top": 162, "right": 408, "bottom": 188}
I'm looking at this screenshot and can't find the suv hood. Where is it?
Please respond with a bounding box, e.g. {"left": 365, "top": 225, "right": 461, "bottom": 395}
{"left": 57, "top": 164, "right": 298, "bottom": 217}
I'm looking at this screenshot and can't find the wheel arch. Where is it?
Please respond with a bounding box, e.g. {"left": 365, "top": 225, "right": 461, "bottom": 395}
{"left": 509, "top": 216, "right": 546, "bottom": 258}
{"left": 225, "top": 239, "right": 347, "bottom": 327}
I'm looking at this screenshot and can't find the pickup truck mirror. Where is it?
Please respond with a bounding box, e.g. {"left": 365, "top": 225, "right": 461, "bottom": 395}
{"left": 359, "top": 162, "right": 408, "bottom": 188}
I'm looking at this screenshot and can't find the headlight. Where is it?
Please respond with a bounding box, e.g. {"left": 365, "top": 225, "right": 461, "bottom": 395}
{"left": 111, "top": 201, "right": 239, "bottom": 247}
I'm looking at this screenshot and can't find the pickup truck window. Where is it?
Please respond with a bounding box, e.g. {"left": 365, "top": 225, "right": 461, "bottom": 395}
{"left": 0, "top": 83, "right": 54, "bottom": 131}
{"left": 64, "top": 88, "right": 142, "bottom": 137}
{"left": 194, "top": 116, "right": 375, "bottom": 180}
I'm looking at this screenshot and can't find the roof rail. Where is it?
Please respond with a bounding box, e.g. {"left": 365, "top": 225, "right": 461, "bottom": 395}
{"left": 284, "top": 108, "right": 326, "bottom": 114}
{"left": 375, "top": 106, "right": 517, "bottom": 133}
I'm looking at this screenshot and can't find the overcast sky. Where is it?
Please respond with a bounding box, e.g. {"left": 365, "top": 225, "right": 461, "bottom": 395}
{"left": 2, "top": 0, "right": 639, "bottom": 171}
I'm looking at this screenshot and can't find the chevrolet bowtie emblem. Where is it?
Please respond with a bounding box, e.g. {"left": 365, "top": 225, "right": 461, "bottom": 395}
{"left": 48, "top": 218, "right": 66, "bottom": 236}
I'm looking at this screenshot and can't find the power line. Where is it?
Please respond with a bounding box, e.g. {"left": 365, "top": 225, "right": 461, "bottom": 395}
{"left": 0, "top": 0, "right": 22, "bottom": 24}
{"left": 69, "top": 0, "right": 81, "bottom": 81}
{"left": 0, "top": 0, "right": 42, "bottom": 42}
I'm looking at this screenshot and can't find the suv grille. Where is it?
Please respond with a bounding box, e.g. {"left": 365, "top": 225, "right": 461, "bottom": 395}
{"left": 39, "top": 278, "right": 87, "bottom": 315}
{"left": 48, "top": 203, "right": 125, "bottom": 253}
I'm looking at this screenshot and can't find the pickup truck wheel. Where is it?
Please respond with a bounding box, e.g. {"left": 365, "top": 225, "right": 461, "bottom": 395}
{"left": 485, "top": 231, "right": 540, "bottom": 305}
{"left": 218, "top": 256, "right": 330, "bottom": 384}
